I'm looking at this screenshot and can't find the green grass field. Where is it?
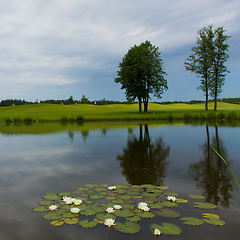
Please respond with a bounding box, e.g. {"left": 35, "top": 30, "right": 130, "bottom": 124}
{"left": 0, "top": 102, "right": 240, "bottom": 123}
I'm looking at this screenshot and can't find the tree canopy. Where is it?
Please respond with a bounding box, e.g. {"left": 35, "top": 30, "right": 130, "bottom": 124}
{"left": 114, "top": 40, "right": 168, "bottom": 112}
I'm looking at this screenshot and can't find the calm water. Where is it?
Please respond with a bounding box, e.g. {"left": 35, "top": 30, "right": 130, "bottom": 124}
{"left": 0, "top": 122, "right": 239, "bottom": 240}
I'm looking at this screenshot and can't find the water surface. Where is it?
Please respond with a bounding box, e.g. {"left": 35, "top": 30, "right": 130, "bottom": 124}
{"left": 0, "top": 122, "right": 239, "bottom": 239}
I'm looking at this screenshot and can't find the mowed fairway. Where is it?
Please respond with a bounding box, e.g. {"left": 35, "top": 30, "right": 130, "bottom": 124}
{"left": 0, "top": 102, "right": 240, "bottom": 122}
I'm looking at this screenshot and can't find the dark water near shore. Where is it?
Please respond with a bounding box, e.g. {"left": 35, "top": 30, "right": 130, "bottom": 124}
{"left": 0, "top": 122, "right": 239, "bottom": 239}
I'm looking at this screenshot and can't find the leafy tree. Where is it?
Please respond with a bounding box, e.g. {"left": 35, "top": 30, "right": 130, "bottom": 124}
{"left": 80, "top": 95, "right": 89, "bottom": 104}
{"left": 210, "top": 27, "right": 230, "bottom": 111}
{"left": 115, "top": 40, "right": 168, "bottom": 112}
{"left": 185, "top": 26, "right": 214, "bottom": 111}
{"left": 101, "top": 98, "right": 106, "bottom": 105}
{"left": 185, "top": 26, "right": 230, "bottom": 111}
{"left": 67, "top": 96, "right": 74, "bottom": 104}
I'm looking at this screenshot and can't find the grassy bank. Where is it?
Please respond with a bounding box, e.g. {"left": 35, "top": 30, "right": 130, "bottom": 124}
{"left": 0, "top": 102, "right": 240, "bottom": 123}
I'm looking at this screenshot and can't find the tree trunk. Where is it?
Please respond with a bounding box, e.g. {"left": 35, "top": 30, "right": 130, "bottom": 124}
{"left": 138, "top": 97, "right": 142, "bottom": 112}
{"left": 205, "top": 88, "right": 208, "bottom": 111}
{"left": 214, "top": 69, "right": 218, "bottom": 111}
{"left": 144, "top": 98, "right": 148, "bottom": 112}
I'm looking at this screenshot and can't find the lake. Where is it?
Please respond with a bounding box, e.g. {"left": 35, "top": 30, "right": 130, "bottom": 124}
{"left": 0, "top": 121, "right": 239, "bottom": 239}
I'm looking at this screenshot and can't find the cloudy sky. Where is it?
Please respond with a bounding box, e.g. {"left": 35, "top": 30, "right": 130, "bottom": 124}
{"left": 0, "top": 0, "right": 239, "bottom": 102}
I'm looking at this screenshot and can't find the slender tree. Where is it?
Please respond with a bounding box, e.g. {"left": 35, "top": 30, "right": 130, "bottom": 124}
{"left": 185, "top": 26, "right": 214, "bottom": 111}
{"left": 115, "top": 40, "right": 168, "bottom": 112}
{"left": 210, "top": 27, "right": 230, "bottom": 111}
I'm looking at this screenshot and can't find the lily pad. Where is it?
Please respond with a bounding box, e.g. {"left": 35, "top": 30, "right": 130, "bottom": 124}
{"left": 64, "top": 218, "right": 79, "bottom": 225}
{"left": 180, "top": 217, "right": 204, "bottom": 226}
{"left": 94, "top": 187, "right": 108, "bottom": 192}
{"left": 79, "top": 220, "right": 98, "bottom": 228}
{"left": 156, "top": 186, "right": 170, "bottom": 190}
{"left": 81, "top": 208, "right": 98, "bottom": 216}
{"left": 148, "top": 203, "right": 164, "bottom": 209}
{"left": 42, "top": 212, "right": 62, "bottom": 220}
{"left": 77, "top": 187, "right": 89, "bottom": 191}
{"left": 154, "top": 209, "right": 180, "bottom": 218}
{"left": 111, "top": 199, "right": 125, "bottom": 204}
{"left": 90, "top": 205, "right": 104, "bottom": 213}
{"left": 202, "top": 213, "right": 220, "bottom": 219}
{"left": 115, "top": 184, "right": 130, "bottom": 189}
{"left": 203, "top": 218, "right": 225, "bottom": 226}
{"left": 95, "top": 213, "right": 116, "bottom": 221}
{"left": 42, "top": 194, "right": 61, "bottom": 200}
{"left": 188, "top": 194, "right": 205, "bottom": 199}
{"left": 114, "top": 189, "right": 128, "bottom": 194}
{"left": 150, "top": 223, "right": 182, "bottom": 235}
{"left": 62, "top": 212, "right": 80, "bottom": 218}
{"left": 118, "top": 195, "right": 131, "bottom": 200}
{"left": 193, "top": 202, "right": 217, "bottom": 209}
{"left": 113, "top": 221, "right": 141, "bottom": 234}
{"left": 32, "top": 206, "right": 48, "bottom": 212}
{"left": 142, "top": 192, "right": 159, "bottom": 197}
{"left": 126, "top": 215, "right": 141, "bottom": 222}
{"left": 84, "top": 184, "right": 100, "bottom": 188}
{"left": 131, "top": 185, "right": 142, "bottom": 188}
{"left": 51, "top": 220, "right": 64, "bottom": 226}
{"left": 121, "top": 204, "right": 135, "bottom": 209}
{"left": 137, "top": 211, "right": 155, "bottom": 218}
{"left": 141, "top": 184, "right": 156, "bottom": 189}
{"left": 99, "top": 192, "right": 108, "bottom": 196}
{"left": 57, "top": 192, "right": 72, "bottom": 197}
{"left": 114, "top": 209, "right": 135, "bottom": 218}
{"left": 89, "top": 194, "right": 105, "bottom": 200}
{"left": 163, "top": 192, "right": 179, "bottom": 197}
{"left": 175, "top": 198, "right": 188, "bottom": 203}
{"left": 159, "top": 201, "right": 178, "bottom": 207}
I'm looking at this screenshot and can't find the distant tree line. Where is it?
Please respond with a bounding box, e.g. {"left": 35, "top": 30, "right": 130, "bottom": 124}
{"left": 1, "top": 97, "right": 239, "bottom": 107}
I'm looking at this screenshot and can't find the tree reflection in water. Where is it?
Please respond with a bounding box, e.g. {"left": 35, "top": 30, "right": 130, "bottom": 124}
{"left": 188, "top": 125, "right": 233, "bottom": 208}
{"left": 117, "top": 125, "right": 170, "bottom": 185}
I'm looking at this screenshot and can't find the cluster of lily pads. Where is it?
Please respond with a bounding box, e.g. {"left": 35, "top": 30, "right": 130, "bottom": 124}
{"left": 32, "top": 184, "right": 225, "bottom": 236}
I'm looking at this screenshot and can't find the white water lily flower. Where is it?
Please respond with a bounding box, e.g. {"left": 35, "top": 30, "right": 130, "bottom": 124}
{"left": 104, "top": 218, "right": 116, "bottom": 227}
{"left": 167, "top": 196, "right": 176, "bottom": 202}
{"left": 154, "top": 228, "right": 161, "bottom": 236}
{"left": 114, "top": 204, "right": 122, "bottom": 210}
{"left": 49, "top": 205, "right": 58, "bottom": 211}
{"left": 138, "top": 202, "right": 148, "bottom": 209}
{"left": 74, "top": 199, "right": 83, "bottom": 205}
{"left": 70, "top": 207, "right": 80, "bottom": 214}
{"left": 63, "top": 196, "right": 71, "bottom": 201}
{"left": 64, "top": 197, "right": 75, "bottom": 204}
{"left": 141, "top": 206, "right": 150, "bottom": 212}
{"left": 108, "top": 186, "right": 117, "bottom": 190}
{"left": 106, "top": 207, "right": 115, "bottom": 213}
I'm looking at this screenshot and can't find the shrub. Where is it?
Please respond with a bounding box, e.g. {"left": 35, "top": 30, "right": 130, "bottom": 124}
{"left": 5, "top": 118, "right": 12, "bottom": 123}
{"left": 183, "top": 114, "right": 193, "bottom": 120}
{"left": 76, "top": 116, "right": 84, "bottom": 122}
{"left": 23, "top": 117, "right": 33, "bottom": 123}
{"left": 217, "top": 112, "right": 226, "bottom": 119}
{"left": 226, "top": 111, "right": 237, "bottom": 120}
{"left": 61, "top": 117, "right": 68, "bottom": 122}
{"left": 199, "top": 113, "right": 205, "bottom": 119}
{"left": 206, "top": 112, "right": 216, "bottom": 120}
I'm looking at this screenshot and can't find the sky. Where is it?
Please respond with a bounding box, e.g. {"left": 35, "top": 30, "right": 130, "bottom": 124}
{"left": 0, "top": 0, "right": 239, "bottom": 103}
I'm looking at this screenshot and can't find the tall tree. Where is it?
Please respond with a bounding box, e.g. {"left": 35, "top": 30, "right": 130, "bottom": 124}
{"left": 210, "top": 27, "right": 230, "bottom": 111}
{"left": 185, "top": 26, "right": 230, "bottom": 111}
{"left": 115, "top": 40, "right": 168, "bottom": 112}
{"left": 185, "top": 26, "right": 214, "bottom": 111}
